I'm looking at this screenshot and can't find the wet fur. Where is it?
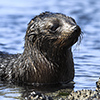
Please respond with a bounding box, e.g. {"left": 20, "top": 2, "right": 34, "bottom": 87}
{"left": 0, "top": 12, "right": 81, "bottom": 85}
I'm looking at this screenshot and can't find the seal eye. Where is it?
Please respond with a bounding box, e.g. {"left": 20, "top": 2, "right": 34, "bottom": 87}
{"left": 50, "top": 24, "right": 59, "bottom": 32}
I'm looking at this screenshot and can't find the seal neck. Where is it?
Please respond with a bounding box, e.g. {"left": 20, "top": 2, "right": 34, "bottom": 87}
{"left": 24, "top": 40, "right": 71, "bottom": 69}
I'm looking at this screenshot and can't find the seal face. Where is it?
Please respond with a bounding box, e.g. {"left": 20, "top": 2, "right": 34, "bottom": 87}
{"left": 0, "top": 12, "right": 81, "bottom": 85}
{"left": 26, "top": 12, "right": 81, "bottom": 50}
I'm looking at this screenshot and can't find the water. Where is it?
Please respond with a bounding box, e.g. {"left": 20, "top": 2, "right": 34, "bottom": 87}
{"left": 0, "top": 0, "right": 100, "bottom": 99}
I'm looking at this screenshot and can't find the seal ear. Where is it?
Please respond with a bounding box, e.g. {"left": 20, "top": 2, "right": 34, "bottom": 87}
{"left": 27, "top": 32, "right": 37, "bottom": 43}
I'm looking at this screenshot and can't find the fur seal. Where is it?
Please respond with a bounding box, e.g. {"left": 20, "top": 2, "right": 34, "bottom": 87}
{"left": 0, "top": 12, "right": 81, "bottom": 85}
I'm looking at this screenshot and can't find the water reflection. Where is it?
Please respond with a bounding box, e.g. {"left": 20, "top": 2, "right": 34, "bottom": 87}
{"left": 0, "top": 81, "right": 74, "bottom": 99}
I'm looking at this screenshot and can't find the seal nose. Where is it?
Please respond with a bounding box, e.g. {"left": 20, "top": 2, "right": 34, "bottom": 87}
{"left": 73, "top": 25, "right": 81, "bottom": 35}
{"left": 75, "top": 25, "right": 81, "bottom": 31}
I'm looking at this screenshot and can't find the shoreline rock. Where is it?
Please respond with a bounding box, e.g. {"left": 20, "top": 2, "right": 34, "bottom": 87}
{"left": 26, "top": 78, "right": 100, "bottom": 100}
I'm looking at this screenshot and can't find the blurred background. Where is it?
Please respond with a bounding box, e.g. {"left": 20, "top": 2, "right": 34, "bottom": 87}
{"left": 0, "top": 0, "right": 100, "bottom": 99}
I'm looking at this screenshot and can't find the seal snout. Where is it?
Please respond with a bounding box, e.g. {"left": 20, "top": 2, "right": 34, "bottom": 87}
{"left": 73, "top": 25, "right": 81, "bottom": 35}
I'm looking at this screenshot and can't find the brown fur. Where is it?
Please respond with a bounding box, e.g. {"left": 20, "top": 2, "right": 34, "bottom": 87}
{"left": 0, "top": 12, "right": 81, "bottom": 85}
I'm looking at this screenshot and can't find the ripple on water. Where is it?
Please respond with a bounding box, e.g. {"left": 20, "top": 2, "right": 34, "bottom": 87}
{"left": 0, "top": 0, "right": 100, "bottom": 99}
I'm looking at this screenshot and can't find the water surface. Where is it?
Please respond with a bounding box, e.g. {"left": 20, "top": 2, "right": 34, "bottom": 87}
{"left": 0, "top": 0, "right": 100, "bottom": 99}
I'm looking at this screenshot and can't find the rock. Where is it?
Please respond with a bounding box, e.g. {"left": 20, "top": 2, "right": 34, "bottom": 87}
{"left": 26, "top": 78, "right": 100, "bottom": 100}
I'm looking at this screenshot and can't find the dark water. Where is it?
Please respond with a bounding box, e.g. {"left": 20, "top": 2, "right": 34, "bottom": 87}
{"left": 0, "top": 0, "right": 100, "bottom": 99}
